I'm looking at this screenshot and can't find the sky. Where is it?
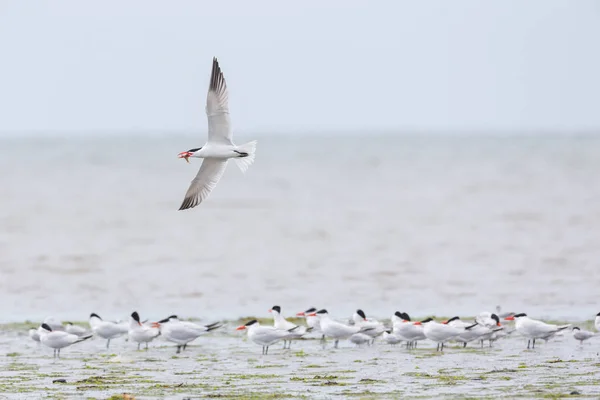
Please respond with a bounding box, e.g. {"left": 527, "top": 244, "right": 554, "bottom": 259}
{"left": 0, "top": 0, "right": 599, "bottom": 135}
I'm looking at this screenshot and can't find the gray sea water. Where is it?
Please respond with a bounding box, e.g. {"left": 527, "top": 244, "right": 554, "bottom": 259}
{"left": 1, "top": 132, "right": 599, "bottom": 323}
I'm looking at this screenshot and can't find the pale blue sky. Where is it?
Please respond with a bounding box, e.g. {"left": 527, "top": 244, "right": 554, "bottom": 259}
{"left": 1, "top": 0, "right": 599, "bottom": 134}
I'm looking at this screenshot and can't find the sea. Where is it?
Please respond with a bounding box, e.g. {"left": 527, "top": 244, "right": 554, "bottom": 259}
{"left": 0, "top": 132, "right": 599, "bottom": 323}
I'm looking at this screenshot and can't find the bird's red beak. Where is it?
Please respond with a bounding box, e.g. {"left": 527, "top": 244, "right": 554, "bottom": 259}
{"left": 151, "top": 322, "right": 160, "bottom": 328}
{"left": 296, "top": 312, "right": 305, "bottom": 316}
{"left": 442, "top": 320, "right": 448, "bottom": 324}
{"left": 178, "top": 151, "right": 192, "bottom": 163}
{"left": 504, "top": 316, "right": 515, "bottom": 321}
{"left": 497, "top": 322, "right": 502, "bottom": 327}
{"left": 307, "top": 313, "right": 317, "bottom": 317}
{"left": 235, "top": 325, "right": 246, "bottom": 331}
{"left": 413, "top": 322, "right": 422, "bottom": 325}
{"left": 268, "top": 309, "right": 272, "bottom": 313}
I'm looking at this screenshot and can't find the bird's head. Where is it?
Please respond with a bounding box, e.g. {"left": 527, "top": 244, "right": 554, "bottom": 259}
{"left": 178, "top": 147, "right": 201, "bottom": 163}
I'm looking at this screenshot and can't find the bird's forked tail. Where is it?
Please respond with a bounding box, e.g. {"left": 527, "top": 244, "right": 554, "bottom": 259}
{"left": 233, "top": 140, "right": 257, "bottom": 173}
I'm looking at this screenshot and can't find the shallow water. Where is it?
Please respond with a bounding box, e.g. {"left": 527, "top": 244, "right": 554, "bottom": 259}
{"left": 1, "top": 132, "right": 600, "bottom": 323}
{"left": 1, "top": 318, "right": 600, "bottom": 399}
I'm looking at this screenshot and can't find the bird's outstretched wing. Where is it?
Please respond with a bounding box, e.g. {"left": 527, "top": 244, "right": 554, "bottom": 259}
{"left": 206, "top": 57, "right": 232, "bottom": 144}
{"left": 179, "top": 159, "right": 228, "bottom": 210}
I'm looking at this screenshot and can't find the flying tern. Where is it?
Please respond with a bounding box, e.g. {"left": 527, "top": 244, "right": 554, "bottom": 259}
{"left": 177, "top": 57, "right": 257, "bottom": 210}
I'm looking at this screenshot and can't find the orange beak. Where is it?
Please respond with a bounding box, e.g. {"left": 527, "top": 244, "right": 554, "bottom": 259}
{"left": 442, "top": 321, "right": 448, "bottom": 324}
{"left": 504, "top": 316, "right": 515, "bottom": 321}
{"left": 413, "top": 321, "right": 422, "bottom": 325}
{"left": 151, "top": 322, "right": 160, "bottom": 328}
{"left": 307, "top": 313, "right": 317, "bottom": 317}
{"left": 296, "top": 312, "right": 305, "bottom": 316}
{"left": 178, "top": 151, "right": 192, "bottom": 163}
{"left": 268, "top": 309, "right": 272, "bottom": 313}
{"left": 235, "top": 325, "right": 246, "bottom": 331}
{"left": 497, "top": 322, "right": 502, "bottom": 327}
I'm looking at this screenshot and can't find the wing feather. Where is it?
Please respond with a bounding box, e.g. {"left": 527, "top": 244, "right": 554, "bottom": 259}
{"left": 178, "top": 159, "right": 228, "bottom": 210}
{"left": 206, "top": 57, "right": 232, "bottom": 144}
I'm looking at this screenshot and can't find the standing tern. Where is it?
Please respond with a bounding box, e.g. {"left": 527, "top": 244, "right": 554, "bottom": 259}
{"left": 268, "top": 306, "right": 308, "bottom": 349}
{"left": 236, "top": 320, "right": 297, "bottom": 355}
{"left": 308, "top": 309, "right": 374, "bottom": 349}
{"left": 64, "top": 322, "right": 91, "bottom": 337}
{"left": 177, "top": 57, "right": 257, "bottom": 210}
{"left": 89, "top": 313, "right": 129, "bottom": 349}
{"left": 504, "top": 313, "right": 570, "bottom": 349}
{"left": 38, "top": 323, "right": 92, "bottom": 358}
{"left": 415, "top": 318, "right": 462, "bottom": 351}
{"left": 158, "top": 315, "right": 222, "bottom": 353}
{"left": 352, "top": 310, "right": 385, "bottom": 342}
{"left": 393, "top": 312, "right": 426, "bottom": 348}
{"left": 382, "top": 330, "right": 403, "bottom": 345}
{"left": 128, "top": 312, "right": 161, "bottom": 350}
{"left": 571, "top": 327, "right": 595, "bottom": 344}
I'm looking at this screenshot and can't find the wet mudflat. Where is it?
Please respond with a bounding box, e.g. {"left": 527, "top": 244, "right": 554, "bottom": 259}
{"left": 1, "top": 318, "right": 600, "bottom": 399}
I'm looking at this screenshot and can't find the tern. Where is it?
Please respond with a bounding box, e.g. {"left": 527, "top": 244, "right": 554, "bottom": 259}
{"left": 38, "top": 323, "right": 92, "bottom": 358}
{"left": 414, "top": 318, "right": 462, "bottom": 351}
{"left": 382, "top": 330, "right": 403, "bottom": 345}
{"left": 236, "top": 320, "right": 297, "bottom": 355}
{"left": 308, "top": 309, "right": 374, "bottom": 349}
{"left": 128, "top": 312, "right": 161, "bottom": 350}
{"left": 64, "top": 322, "right": 90, "bottom": 337}
{"left": 352, "top": 309, "right": 385, "bottom": 343}
{"left": 504, "top": 313, "right": 570, "bottom": 349}
{"left": 158, "top": 315, "right": 222, "bottom": 353}
{"left": 29, "top": 327, "right": 41, "bottom": 343}
{"left": 393, "top": 313, "right": 426, "bottom": 349}
{"left": 89, "top": 313, "right": 129, "bottom": 349}
{"left": 268, "top": 306, "right": 308, "bottom": 349}
{"left": 572, "top": 327, "right": 595, "bottom": 344}
{"left": 177, "top": 57, "right": 257, "bottom": 210}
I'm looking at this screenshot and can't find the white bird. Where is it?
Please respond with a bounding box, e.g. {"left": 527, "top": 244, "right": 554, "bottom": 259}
{"left": 88, "top": 313, "right": 129, "bottom": 349}
{"left": 382, "top": 330, "right": 403, "bottom": 345}
{"left": 158, "top": 315, "right": 222, "bottom": 353}
{"left": 349, "top": 332, "right": 373, "bottom": 346}
{"left": 595, "top": 312, "right": 600, "bottom": 332}
{"left": 572, "top": 327, "right": 595, "bottom": 344}
{"left": 42, "top": 316, "right": 65, "bottom": 332}
{"left": 504, "top": 313, "right": 570, "bottom": 349}
{"left": 29, "top": 327, "right": 41, "bottom": 342}
{"left": 268, "top": 306, "right": 308, "bottom": 349}
{"left": 352, "top": 309, "right": 385, "bottom": 342}
{"left": 128, "top": 311, "right": 161, "bottom": 350}
{"left": 64, "top": 322, "right": 90, "bottom": 337}
{"left": 415, "top": 318, "right": 462, "bottom": 351}
{"left": 38, "top": 323, "right": 92, "bottom": 358}
{"left": 177, "top": 57, "right": 257, "bottom": 210}
{"left": 236, "top": 320, "right": 296, "bottom": 355}
{"left": 296, "top": 307, "right": 324, "bottom": 343}
{"left": 392, "top": 312, "right": 426, "bottom": 348}
{"left": 308, "top": 309, "right": 374, "bottom": 348}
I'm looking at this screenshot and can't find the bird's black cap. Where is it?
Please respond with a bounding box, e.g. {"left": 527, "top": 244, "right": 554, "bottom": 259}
{"left": 131, "top": 312, "right": 140, "bottom": 322}
{"left": 394, "top": 311, "right": 402, "bottom": 319}
{"left": 305, "top": 307, "right": 317, "bottom": 313}
{"left": 188, "top": 147, "right": 202, "bottom": 152}
{"left": 402, "top": 313, "right": 411, "bottom": 321}
{"left": 245, "top": 320, "right": 258, "bottom": 326}
{"left": 420, "top": 317, "right": 433, "bottom": 323}
{"left": 271, "top": 306, "right": 281, "bottom": 313}
{"left": 316, "top": 309, "right": 327, "bottom": 314}
{"left": 41, "top": 323, "right": 52, "bottom": 331}
{"left": 356, "top": 310, "right": 366, "bottom": 319}
{"left": 491, "top": 314, "right": 500, "bottom": 323}
{"left": 513, "top": 313, "right": 527, "bottom": 318}
{"left": 446, "top": 316, "right": 460, "bottom": 323}
{"left": 90, "top": 313, "right": 101, "bottom": 319}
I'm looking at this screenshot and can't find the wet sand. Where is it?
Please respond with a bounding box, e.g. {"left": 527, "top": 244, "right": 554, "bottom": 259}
{"left": 2, "top": 317, "right": 599, "bottom": 399}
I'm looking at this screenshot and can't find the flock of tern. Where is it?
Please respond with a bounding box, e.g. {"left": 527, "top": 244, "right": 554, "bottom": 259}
{"left": 26, "top": 308, "right": 600, "bottom": 358}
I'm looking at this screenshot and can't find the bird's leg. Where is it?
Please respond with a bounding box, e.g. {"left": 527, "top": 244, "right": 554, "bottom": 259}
{"left": 463, "top": 342, "right": 467, "bottom": 348}
{"left": 176, "top": 346, "right": 181, "bottom": 354}
{"left": 261, "top": 346, "right": 265, "bottom": 355}
{"left": 106, "top": 339, "right": 110, "bottom": 349}
{"left": 334, "top": 340, "right": 339, "bottom": 349}
{"left": 58, "top": 349, "right": 61, "bottom": 358}
{"left": 441, "top": 342, "right": 444, "bottom": 351}
{"left": 265, "top": 346, "right": 269, "bottom": 355}
{"left": 532, "top": 339, "right": 536, "bottom": 349}
{"left": 436, "top": 343, "right": 440, "bottom": 352}
{"left": 53, "top": 349, "right": 56, "bottom": 359}
{"left": 527, "top": 340, "right": 530, "bottom": 349}
{"left": 145, "top": 342, "right": 149, "bottom": 350}
{"left": 137, "top": 343, "right": 141, "bottom": 351}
